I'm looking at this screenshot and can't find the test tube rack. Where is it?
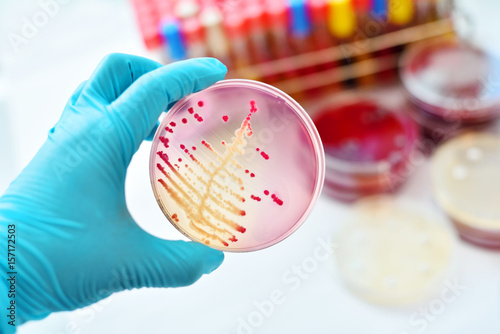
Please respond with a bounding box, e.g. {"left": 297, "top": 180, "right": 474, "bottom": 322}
{"left": 131, "top": 0, "right": 455, "bottom": 99}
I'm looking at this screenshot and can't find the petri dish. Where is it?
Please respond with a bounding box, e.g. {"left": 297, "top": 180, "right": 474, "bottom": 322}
{"left": 313, "top": 99, "right": 419, "bottom": 202}
{"left": 431, "top": 132, "right": 500, "bottom": 248}
{"left": 149, "top": 79, "right": 325, "bottom": 252}
{"left": 334, "top": 196, "right": 456, "bottom": 305}
{"left": 400, "top": 37, "right": 500, "bottom": 135}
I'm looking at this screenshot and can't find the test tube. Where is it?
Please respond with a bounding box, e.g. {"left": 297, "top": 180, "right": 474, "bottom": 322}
{"left": 308, "top": 0, "right": 331, "bottom": 50}
{"left": 244, "top": 1, "right": 271, "bottom": 63}
{"left": 287, "top": 0, "right": 313, "bottom": 53}
{"left": 327, "top": 0, "right": 358, "bottom": 88}
{"left": 372, "top": 0, "right": 389, "bottom": 22}
{"left": 182, "top": 17, "right": 208, "bottom": 59}
{"left": 327, "top": 0, "right": 357, "bottom": 39}
{"left": 132, "top": 0, "right": 162, "bottom": 50}
{"left": 174, "top": 0, "right": 200, "bottom": 20}
{"left": 264, "top": 0, "right": 290, "bottom": 59}
{"left": 389, "top": 0, "right": 415, "bottom": 26}
{"left": 308, "top": 0, "right": 342, "bottom": 92}
{"left": 223, "top": 9, "right": 254, "bottom": 77}
{"left": 161, "top": 18, "right": 187, "bottom": 61}
{"left": 200, "top": 5, "right": 231, "bottom": 66}
{"left": 415, "top": 0, "right": 434, "bottom": 23}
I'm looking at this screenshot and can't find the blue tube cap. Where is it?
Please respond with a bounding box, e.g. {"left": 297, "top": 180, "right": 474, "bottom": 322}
{"left": 161, "top": 19, "right": 187, "bottom": 61}
{"left": 288, "top": 0, "right": 312, "bottom": 37}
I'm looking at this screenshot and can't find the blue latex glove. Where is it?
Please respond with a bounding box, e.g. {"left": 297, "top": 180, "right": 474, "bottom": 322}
{"left": 0, "top": 54, "right": 227, "bottom": 332}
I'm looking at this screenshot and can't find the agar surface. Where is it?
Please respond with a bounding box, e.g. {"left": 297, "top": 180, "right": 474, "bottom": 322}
{"left": 155, "top": 100, "right": 284, "bottom": 247}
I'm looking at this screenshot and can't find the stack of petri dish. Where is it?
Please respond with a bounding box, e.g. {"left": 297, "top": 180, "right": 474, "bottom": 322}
{"left": 149, "top": 79, "right": 325, "bottom": 251}
{"left": 431, "top": 132, "right": 500, "bottom": 248}
{"left": 400, "top": 37, "right": 500, "bottom": 143}
{"left": 313, "top": 99, "right": 419, "bottom": 202}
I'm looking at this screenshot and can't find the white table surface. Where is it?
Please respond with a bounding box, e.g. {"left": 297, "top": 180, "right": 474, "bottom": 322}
{"left": 1, "top": 0, "right": 500, "bottom": 333}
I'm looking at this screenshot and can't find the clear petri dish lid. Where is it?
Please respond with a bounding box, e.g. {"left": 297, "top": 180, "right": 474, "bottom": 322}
{"left": 149, "top": 79, "right": 325, "bottom": 252}
{"left": 334, "top": 196, "right": 456, "bottom": 306}
{"left": 313, "top": 99, "right": 419, "bottom": 175}
{"left": 431, "top": 131, "right": 500, "bottom": 231}
{"left": 400, "top": 37, "right": 500, "bottom": 121}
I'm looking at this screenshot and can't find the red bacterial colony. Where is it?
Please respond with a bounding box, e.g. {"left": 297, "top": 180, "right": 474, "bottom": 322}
{"left": 222, "top": 115, "right": 229, "bottom": 122}
{"left": 250, "top": 195, "right": 261, "bottom": 202}
{"left": 159, "top": 136, "right": 169, "bottom": 148}
{"left": 198, "top": 101, "right": 204, "bottom": 107}
{"left": 271, "top": 194, "right": 284, "bottom": 206}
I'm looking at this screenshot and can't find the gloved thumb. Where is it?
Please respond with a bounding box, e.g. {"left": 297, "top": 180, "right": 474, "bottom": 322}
{"left": 124, "top": 232, "right": 225, "bottom": 289}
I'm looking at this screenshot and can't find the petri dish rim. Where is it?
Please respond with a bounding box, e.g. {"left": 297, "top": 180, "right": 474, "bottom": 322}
{"left": 149, "top": 79, "right": 325, "bottom": 252}
{"left": 399, "top": 38, "right": 500, "bottom": 119}
{"left": 431, "top": 131, "right": 500, "bottom": 231}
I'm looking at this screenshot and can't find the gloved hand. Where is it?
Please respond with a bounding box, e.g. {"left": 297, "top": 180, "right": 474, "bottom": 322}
{"left": 0, "top": 54, "right": 227, "bottom": 332}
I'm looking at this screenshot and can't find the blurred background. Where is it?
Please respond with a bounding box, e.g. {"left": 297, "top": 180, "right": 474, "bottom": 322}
{"left": 1, "top": 0, "right": 500, "bottom": 333}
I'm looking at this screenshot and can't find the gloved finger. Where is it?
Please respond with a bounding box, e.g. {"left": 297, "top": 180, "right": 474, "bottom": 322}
{"left": 129, "top": 235, "right": 224, "bottom": 289}
{"left": 145, "top": 120, "right": 160, "bottom": 141}
{"left": 84, "top": 53, "right": 162, "bottom": 103}
{"left": 66, "top": 80, "right": 87, "bottom": 107}
{"left": 110, "top": 58, "right": 227, "bottom": 145}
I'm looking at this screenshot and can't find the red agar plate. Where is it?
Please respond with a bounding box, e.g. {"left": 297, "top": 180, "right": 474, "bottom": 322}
{"left": 400, "top": 38, "right": 500, "bottom": 123}
{"left": 150, "top": 79, "right": 325, "bottom": 252}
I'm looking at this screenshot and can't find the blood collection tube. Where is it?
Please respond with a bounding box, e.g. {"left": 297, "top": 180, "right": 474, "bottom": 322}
{"left": 308, "top": 0, "right": 342, "bottom": 93}
{"left": 264, "top": 0, "right": 290, "bottom": 59}
{"left": 161, "top": 18, "right": 187, "bottom": 61}
{"left": 415, "top": 0, "right": 434, "bottom": 23}
{"left": 372, "top": 0, "right": 388, "bottom": 22}
{"left": 224, "top": 9, "right": 254, "bottom": 77}
{"left": 131, "top": 0, "right": 162, "bottom": 50}
{"left": 327, "top": 0, "right": 357, "bottom": 40}
{"left": 182, "top": 17, "right": 208, "bottom": 59}
{"left": 350, "top": 0, "right": 379, "bottom": 87}
{"left": 262, "top": 0, "right": 303, "bottom": 91}
{"left": 389, "top": 0, "right": 415, "bottom": 26}
{"left": 156, "top": 0, "right": 173, "bottom": 19}
{"left": 327, "top": 0, "right": 358, "bottom": 88}
{"left": 287, "top": 0, "right": 313, "bottom": 54}
{"left": 309, "top": 0, "right": 330, "bottom": 50}
{"left": 200, "top": 5, "right": 231, "bottom": 66}
{"left": 367, "top": 0, "right": 403, "bottom": 83}
{"left": 244, "top": 1, "right": 271, "bottom": 63}
{"left": 174, "top": 0, "right": 200, "bottom": 20}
